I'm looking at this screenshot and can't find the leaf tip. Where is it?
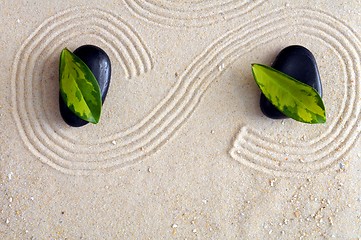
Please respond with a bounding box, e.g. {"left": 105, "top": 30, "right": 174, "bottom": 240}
{"left": 91, "top": 114, "right": 101, "bottom": 124}
{"left": 61, "top": 47, "right": 70, "bottom": 55}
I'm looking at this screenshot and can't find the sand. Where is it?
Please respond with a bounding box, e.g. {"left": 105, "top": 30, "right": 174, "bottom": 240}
{"left": 1, "top": 0, "right": 360, "bottom": 239}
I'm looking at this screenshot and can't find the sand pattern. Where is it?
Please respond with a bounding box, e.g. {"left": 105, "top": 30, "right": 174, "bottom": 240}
{"left": 11, "top": 7, "right": 361, "bottom": 175}
{"left": 2, "top": 1, "right": 361, "bottom": 238}
{"left": 124, "top": 0, "right": 267, "bottom": 27}
{"left": 229, "top": 8, "right": 361, "bottom": 176}
{"left": 11, "top": 8, "right": 154, "bottom": 174}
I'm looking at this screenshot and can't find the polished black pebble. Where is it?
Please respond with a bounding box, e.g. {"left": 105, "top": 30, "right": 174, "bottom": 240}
{"left": 59, "top": 45, "right": 111, "bottom": 127}
{"left": 260, "top": 45, "right": 322, "bottom": 119}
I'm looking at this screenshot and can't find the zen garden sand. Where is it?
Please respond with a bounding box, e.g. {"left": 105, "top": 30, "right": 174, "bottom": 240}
{"left": 1, "top": 0, "right": 360, "bottom": 239}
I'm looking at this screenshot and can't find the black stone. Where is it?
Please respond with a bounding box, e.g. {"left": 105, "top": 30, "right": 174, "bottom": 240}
{"left": 260, "top": 45, "right": 322, "bottom": 119}
{"left": 59, "top": 45, "right": 111, "bottom": 127}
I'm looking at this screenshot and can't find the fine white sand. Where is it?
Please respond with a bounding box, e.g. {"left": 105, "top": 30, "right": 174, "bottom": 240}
{"left": 1, "top": 0, "right": 360, "bottom": 239}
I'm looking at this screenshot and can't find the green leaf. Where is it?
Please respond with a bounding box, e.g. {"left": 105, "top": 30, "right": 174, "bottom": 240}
{"left": 59, "top": 48, "right": 102, "bottom": 124}
{"left": 251, "top": 64, "right": 326, "bottom": 124}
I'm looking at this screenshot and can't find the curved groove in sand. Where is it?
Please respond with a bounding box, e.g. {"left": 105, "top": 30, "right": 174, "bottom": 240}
{"left": 12, "top": 7, "right": 360, "bottom": 175}
{"left": 11, "top": 8, "right": 154, "bottom": 173}
{"left": 230, "top": 9, "right": 360, "bottom": 176}
{"left": 123, "top": 0, "right": 267, "bottom": 27}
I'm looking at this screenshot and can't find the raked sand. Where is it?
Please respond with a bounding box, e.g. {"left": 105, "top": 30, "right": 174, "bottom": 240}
{"left": 1, "top": 0, "right": 360, "bottom": 239}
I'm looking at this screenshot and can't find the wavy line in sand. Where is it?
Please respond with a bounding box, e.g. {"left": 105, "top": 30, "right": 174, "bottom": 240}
{"left": 123, "top": 0, "right": 267, "bottom": 27}
{"left": 12, "top": 7, "right": 360, "bottom": 175}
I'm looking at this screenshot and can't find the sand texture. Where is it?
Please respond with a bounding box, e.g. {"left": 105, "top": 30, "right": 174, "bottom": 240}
{"left": 1, "top": 0, "right": 361, "bottom": 239}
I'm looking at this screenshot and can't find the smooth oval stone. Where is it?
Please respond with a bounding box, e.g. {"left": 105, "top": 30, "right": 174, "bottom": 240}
{"left": 59, "top": 45, "right": 111, "bottom": 127}
{"left": 260, "top": 45, "right": 322, "bottom": 119}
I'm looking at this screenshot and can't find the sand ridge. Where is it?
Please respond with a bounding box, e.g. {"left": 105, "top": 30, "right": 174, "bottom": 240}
{"left": 1, "top": 0, "right": 360, "bottom": 239}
